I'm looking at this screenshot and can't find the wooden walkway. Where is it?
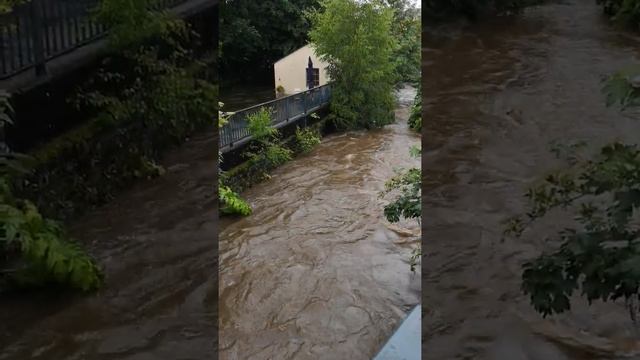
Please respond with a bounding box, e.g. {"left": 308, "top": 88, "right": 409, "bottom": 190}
{"left": 219, "top": 84, "right": 331, "bottom": 153}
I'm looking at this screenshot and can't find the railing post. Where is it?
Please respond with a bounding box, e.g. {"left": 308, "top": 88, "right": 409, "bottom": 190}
{"left": 30, "top": 0, "right": 46, "bottom": 76}
{"left": 302, "top": 90, "right": 308, "bottom": 127}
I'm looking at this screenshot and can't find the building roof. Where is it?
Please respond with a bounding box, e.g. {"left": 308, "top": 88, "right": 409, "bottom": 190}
{"left": 274, "top": 44, "right": 318, "bottom": 65}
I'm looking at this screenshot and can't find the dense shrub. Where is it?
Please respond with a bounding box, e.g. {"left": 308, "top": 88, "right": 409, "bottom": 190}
{"left": 1, "top": 96, "right": 102, "bottom": 291}
{"left": 598, "top": 0, "right": 640, "bottom": 29}
{"left": 219, "top": 184, "right": 252, "bottom": 216}
{"left": 295, "top": 126, "right": 321, "bottom": 153}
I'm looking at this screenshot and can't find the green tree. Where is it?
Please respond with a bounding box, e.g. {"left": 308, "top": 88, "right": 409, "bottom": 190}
{"left": 309, "top": 0, "right": 397, "bottom": 129}
{"left": 386, "top": 0, "right": 421, "bottom": 84}
{"left": 220, "top": 0, "right": 321, "bottom": 83}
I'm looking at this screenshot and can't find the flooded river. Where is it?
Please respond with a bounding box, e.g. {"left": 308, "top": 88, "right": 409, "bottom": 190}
{"left": 220, "top": 84, "right": 275, "bottom": 111}
{"left": 424, "top": 1, "right": 640, "bottom": 359}
{"left": 0, "top": 130, "right": 217, "bottom": 359}
{"left": 218, "top": 86, "right": 421, "bottom": 359}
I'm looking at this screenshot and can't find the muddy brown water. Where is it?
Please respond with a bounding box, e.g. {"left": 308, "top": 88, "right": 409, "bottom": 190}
{"left": 0, "top": 130, "right": 217, "bottom": 359}
{"left": 220, "top": 84, "right": 275, "bottom": 112}
{"left": 424, "top": 1, "right": 640, "bottom": 359}
{"left": 218, "top": 86, "right": 421, "bottom": 360}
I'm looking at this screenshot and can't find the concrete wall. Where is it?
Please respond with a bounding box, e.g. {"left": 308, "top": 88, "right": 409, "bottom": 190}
{"left": 273, "top": 44, "right": 330, "bottom": 97}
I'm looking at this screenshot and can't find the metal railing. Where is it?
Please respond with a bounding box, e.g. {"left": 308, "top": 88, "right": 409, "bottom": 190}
{"left": 0, "top": 0, "right": 188, "bottom": 79}
{"left": 219, "top": 84, "right": 331, "bottom": 152}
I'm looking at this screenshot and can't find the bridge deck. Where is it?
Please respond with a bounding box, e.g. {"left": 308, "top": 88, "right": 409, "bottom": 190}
{"left": 220, "top": 85, "right": 331, "bottom": 154}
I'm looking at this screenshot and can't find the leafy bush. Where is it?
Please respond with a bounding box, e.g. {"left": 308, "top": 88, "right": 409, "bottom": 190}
{"left": 247, "top": 107, "right": 277, "bottom": 142}
{"left": 505, "top": 143, "right": 640, "bottom": 317}
{"left": 264, "top": 144, "right": 293, "bottom": 167}
{"left": 219, "top": 183, "right": 252, "bottom": 216}
{"left": 1, "top": 182, "right": 103, "bottom": 291}
{"left": 242, "top": 106, "right": 292, "bottom": 176}
{"left": 598, "top": 0, "right": 640, "bottom": 29}
{"left": 1, "top": 96, "right": 102, "bottom": 291}
{"left": 504, "top": 68, "right": 640, "bottom": 321}
{"left": 295, "top": 127, "right": 321, "bottom": 153}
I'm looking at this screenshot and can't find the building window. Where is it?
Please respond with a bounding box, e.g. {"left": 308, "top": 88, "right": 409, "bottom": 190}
{"left": 312, "top": 68, "right": 320, "bottom": 87}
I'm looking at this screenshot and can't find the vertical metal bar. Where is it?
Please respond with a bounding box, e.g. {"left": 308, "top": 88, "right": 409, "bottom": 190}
{"left": 303, "top": 91, "right": 308, "bottom": 115}
{"left": 0, "top": 26, "right": 7, "bottom": 76}
{"left": 54, "top": 1, "right": 64, "bottom": 51}
{"left": 89, "top": 6, "right": 97, "bottom": 39}
{"left": 73, "top": 4, "right": 79, "bottom": 45}
{"left": 80, "top": 7, "right": 87, "bottom": 42}
{"left": 47, "top": 0, "right": 58, "bottom": 53}
{"left": 7, "top": 16, "right": 15, "bottom": 73}
{"left": 60, "top": 2, "right": 68, "bottom": 50}
{"left": 15, "top": 14, "right": 23, "bottom": 69}
{"left": 40, "top": 0, "right": 50, "bottom": 56}
{"left": 31, "top": 0, "right": 46, "bottom": 76}
{"left": 24, "top": 6, "right": 33, "bottom": 64}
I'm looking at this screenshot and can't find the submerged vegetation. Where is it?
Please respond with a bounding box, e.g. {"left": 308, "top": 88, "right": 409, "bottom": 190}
{"left": 505, "top": 67, "right": 640, "bottom": 322}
